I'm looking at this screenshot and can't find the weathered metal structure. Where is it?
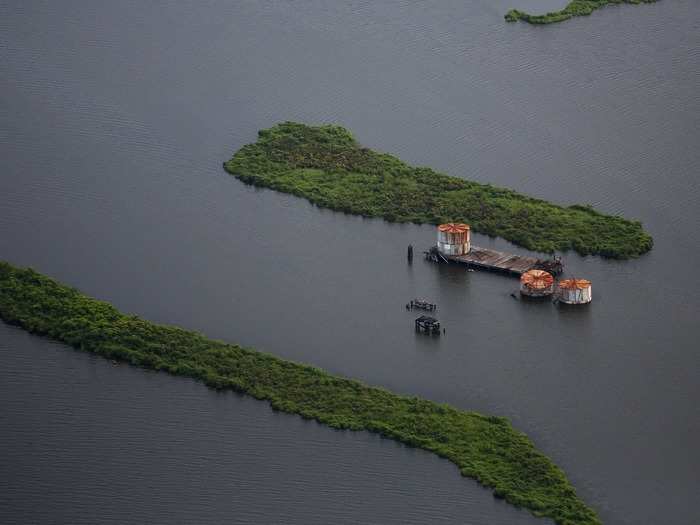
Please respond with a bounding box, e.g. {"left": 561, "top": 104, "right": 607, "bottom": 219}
{"left": 409, "top": 299, "right": 437, "bottom": 311}
{"left": 428, "top": 224, "right": 563, "bottom": 276}
{"left": 520, "top": 269, "right": 555, "bottom": 298}
{"left": 415, "top": 315, "right": 441, "bottom": 334}
{"left": 426, "top": 245, "right": 563, "bottom": 276}
{"left": 437, "top": 223, "right": 471, "bottom": 256}
{"left": 557, "top": 278, "right": 592, "bottom": 304}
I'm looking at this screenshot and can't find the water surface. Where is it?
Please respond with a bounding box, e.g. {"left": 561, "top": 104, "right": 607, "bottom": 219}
{"left": 1, "top": 1, "right": 698, "bottom": 524}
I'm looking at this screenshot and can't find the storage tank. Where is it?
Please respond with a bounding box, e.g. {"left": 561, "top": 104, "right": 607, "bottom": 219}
{"left": 557, "top": 279, "right": 592, "bottom": 304}
{"left": 437, "top": 223, "right": 471, "bottom": 256}
{"left": 520, "top": 269, "right": 555, "bottom": 298}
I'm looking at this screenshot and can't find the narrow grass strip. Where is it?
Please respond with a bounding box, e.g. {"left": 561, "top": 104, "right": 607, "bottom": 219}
{"left": 0, "top": 261, "right": 601, "bottom": 524}
{"left": 505, "top": 0, "right": 657, "bottom": 25}
{"left": 223, "top": 122, "right": 652, "bottom": 259}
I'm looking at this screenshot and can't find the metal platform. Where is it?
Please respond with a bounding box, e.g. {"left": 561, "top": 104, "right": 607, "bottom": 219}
{"left": 424, "top": 245, "right": 562, "bottom": 276}
{"left": 450, "top": 246, "right": 540, "bottom": 275}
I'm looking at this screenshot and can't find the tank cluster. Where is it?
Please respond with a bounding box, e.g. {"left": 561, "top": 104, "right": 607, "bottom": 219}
{"left": 520, "top": 270, "right": 592, "bottom": 304}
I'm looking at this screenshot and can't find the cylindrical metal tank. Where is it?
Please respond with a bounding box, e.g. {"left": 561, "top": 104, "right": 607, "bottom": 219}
{"left": 437, "top": 223, "right": 471, "bottom": 256}
{"left": 520, "top": 269, "right": 555, "bottom": 297}
{"left": 557, "top": 279, "right": 592, "bottom": 304}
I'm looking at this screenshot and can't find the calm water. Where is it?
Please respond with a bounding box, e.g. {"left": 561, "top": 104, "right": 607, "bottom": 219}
{"left": 1, "top": 1, "right": 699, "bottom": 524}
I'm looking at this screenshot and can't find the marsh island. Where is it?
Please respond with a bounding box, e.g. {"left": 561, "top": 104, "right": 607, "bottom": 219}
{"left": 505, "top": 0, "right": 657, "bottom": 25}
{"left": 224, "top": 122, "right": 652, "bottom": 258}
{"left": 0, "top": 260, "right": 600, "bottom": 525}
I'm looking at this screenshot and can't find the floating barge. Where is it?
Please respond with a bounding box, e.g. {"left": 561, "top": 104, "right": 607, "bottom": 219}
{"left": 452, "top": 246, "right": 562, "bottom": 276}
{"left": 424, "top": 223, "right": 563, "bottom": 277}
{"left": 425, "top": 244, "right": 562, "bottom": 276}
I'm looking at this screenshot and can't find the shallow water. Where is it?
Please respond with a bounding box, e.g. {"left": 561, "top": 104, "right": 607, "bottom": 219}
{"left": 1, "top": 1, "right": 699, "bottom": 524}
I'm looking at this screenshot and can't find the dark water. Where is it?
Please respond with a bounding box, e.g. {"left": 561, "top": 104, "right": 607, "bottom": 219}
{"left": 1, "top": 1, "right": 698, "bottom": 524}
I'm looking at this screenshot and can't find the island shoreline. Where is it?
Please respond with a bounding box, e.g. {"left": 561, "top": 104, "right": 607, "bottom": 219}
{"left": 0, "top": 261, "right": 601, "bottom": 525}
{"left": 224, "top": 122, "right": 652, "bottom": 259}
{"left": 505, "top": 0, "right": 657, "bottom": 25}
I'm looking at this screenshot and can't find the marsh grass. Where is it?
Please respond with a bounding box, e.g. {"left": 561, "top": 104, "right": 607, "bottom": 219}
{"left": 224, "top": 122, "right": 652, "bottom": 259}
{"left": 506, "top": 0, "right": 657, "bottom": 24}
{"left": 0, "top": 260, "right": 600, "bottom": 525}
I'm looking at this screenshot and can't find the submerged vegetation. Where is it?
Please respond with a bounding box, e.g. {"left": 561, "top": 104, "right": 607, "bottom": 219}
{"left": 505, "top": 0, "right": 657, "bottom": 25}
{"left": 0, "top": 260, "right": 600, "bottom": 525}
{"left": 224, "top": 122, "right": 652, "bottom": 259}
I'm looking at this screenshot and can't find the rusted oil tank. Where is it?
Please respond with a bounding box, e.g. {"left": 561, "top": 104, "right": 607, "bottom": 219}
{"left": 520, "top": 269, "right": 555, "bottom": 298}
{"left": 558, "top": 278, "right": 592, "bottom": 304}
{"left": 437, "top": 223, "right": 470, "bottom": 256}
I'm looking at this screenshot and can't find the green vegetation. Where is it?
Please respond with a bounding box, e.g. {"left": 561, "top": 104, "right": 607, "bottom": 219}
{"left": 505, "top": 0, "right": 656, "bottom": 25}
{"left": 224, "top": 122, "right": 652, "bottom": 259}
{"left": 0, "top": 260, "right": 600, "bottom": 524}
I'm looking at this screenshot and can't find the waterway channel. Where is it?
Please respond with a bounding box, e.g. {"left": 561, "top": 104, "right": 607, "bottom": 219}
{"left": 1, "top": 1, "right": 698, "bottom": 523}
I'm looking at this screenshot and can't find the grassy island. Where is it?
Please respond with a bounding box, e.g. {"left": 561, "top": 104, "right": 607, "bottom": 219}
{"left": 0, "top": 260, "right": 600, "bottom": 524}
{"left": 505, "top": 0, "right": 657, "bottom": 25}
{"left": 224, "top": 122, "right": 652, "bottom": 259}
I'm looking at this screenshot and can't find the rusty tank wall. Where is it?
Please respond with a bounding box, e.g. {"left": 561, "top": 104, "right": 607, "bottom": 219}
{"left": 558, "top": 280, "right": 592, "bottom": 304}
{"left": 436, "top": 225, "right": 471, "bottom": 256}
{"left": 519, "top": 270, "right": 554, "bottom": 297}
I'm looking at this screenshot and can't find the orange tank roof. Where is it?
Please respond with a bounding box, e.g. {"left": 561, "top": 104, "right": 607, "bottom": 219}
{"left": 438, "top": 223, "right": 470, "bottom": 234}
{"left": 520, "top": 269, "right": 554, "bottom": 289}
{"left": 558, "top": 278, "right": 591, "bottom": 290}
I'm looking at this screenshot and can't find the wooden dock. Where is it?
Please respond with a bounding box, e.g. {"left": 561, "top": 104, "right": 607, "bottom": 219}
{"left": 426, "top": 245, "right": 562, "bottom": 276}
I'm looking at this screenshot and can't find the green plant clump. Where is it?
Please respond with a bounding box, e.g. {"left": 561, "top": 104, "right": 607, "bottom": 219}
{"left": 224, "top": 122, "right": 652, "bottom": 259}
{"left": 505, "top": 0, "right": 656, "bottom": 25}
{"left": 0, "top": 260, "right": 600, "bottom": 524}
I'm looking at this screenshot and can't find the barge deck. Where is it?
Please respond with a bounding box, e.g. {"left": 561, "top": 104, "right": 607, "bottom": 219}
{"left": 426, "top": 245, "right": 562, "bottom": 276}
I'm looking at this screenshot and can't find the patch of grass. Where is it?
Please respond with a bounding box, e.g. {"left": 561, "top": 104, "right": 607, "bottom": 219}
{"left": 505, "top": 0, "right": 657, "bottom": 25}
{"left": 0, "top": 260, "right": 601, "bottom": 524}
{"left": 224, "top": 122, "right": 652, "bottom": 259}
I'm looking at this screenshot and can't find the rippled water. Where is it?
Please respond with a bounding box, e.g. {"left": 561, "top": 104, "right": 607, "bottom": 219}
{"left": 1, "top": 1, "right": 698, "bottom": 524}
